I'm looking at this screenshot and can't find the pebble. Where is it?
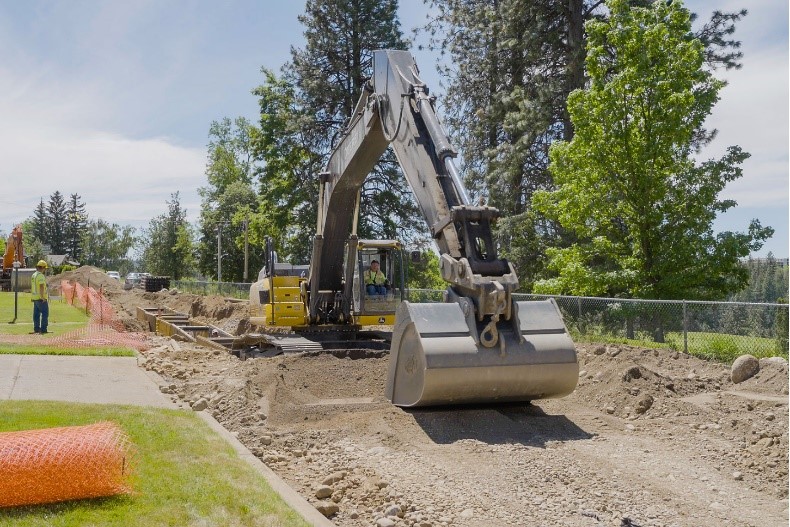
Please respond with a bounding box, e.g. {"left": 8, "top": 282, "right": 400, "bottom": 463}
{"left": 323, "top": 471, "right": 347, "bottom": 485}
{"left": 191, "top": 398, "right": 208, "bottom": 411}
{"left": 733, "top": 471, "right": 743, "bottom": 481}
{"left": 315, "top": 501, "right": 339, "bottom": 517}
{"left": 315, "top": 486, "right": 333, "bottom": 499}
{"left": 376, "top": 518, "right": 395, "bottom": 527}
{"left": 622, "top": 366, "right": 642, "bottom": 381}
{"left": 460, "top": 508, "right": 474, "bottom": 519}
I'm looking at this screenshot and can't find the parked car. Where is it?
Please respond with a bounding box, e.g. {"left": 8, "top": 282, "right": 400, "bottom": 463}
{"left": 107, "top": 271, "right": 121, "bottom": 280}
{"left": 124, "top": 272, "right": 150, "bottom": 290}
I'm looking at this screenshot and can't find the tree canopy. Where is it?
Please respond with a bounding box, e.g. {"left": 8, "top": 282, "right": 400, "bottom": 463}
{"left": 532, "top": 0, "right": 772, "bottom": 300}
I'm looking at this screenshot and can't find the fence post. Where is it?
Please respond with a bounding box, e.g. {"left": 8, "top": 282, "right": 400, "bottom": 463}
{"left": 577, "top": 297, "right": 582, "bottom": 319}
{"left": 683, "top": 300, "right": 688, "bottom": 354}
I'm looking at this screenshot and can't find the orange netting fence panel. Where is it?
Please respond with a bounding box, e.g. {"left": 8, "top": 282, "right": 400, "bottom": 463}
{"left": 0, "top": 422, "right": 135, "bottom": 507}
{"left": 0, "top": 281, "right": 148, "bottom": 351}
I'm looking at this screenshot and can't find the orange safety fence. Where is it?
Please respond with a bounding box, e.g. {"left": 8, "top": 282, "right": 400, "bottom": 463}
{"left": 0, "top": 281, "right": 148, "bottom": 351}
{"left": 0, "top": 422, "right": 135, "bottom": 507}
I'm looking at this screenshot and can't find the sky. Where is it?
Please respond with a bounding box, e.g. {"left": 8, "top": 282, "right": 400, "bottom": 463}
{"left": 0, "top": 0, "right": 787, "bottom": 257}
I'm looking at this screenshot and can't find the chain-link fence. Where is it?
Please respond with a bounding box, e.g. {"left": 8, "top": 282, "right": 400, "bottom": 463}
{"left": 171, "top": 282, "right": 788, "bottom": 361}
{"left": 513, "top": 294, "right": 788, "bottom": 361}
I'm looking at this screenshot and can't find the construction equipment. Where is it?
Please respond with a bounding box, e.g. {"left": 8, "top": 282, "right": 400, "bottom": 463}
{"left": 250, "top": 237, "right": 404, "bottom": 328}
{"left": 250, "top": 49, "right": 578, "bottom": 407}
{"left": 2, "top": 225, "right": 26, "bottom": 291}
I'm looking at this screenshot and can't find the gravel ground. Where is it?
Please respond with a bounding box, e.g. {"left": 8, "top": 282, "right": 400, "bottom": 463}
{"left": 58, "top": 270, "right": 790, "bottom": 527}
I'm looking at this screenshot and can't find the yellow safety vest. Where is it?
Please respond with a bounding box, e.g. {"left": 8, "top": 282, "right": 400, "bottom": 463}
{"left": 364, "top": 269, "right": 386, "bottom": 286}
{"left": 31, "top": 271, "right": 48, "bottom": 300}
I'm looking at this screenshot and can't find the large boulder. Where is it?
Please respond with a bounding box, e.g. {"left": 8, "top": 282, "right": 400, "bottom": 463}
{"left": 731, "top": 354, "right": 760, "bottom": 384}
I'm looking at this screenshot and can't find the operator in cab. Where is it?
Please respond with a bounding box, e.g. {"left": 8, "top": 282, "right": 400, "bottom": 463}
{"left": 364, "top": 260, "right": 388, "bottom": 296}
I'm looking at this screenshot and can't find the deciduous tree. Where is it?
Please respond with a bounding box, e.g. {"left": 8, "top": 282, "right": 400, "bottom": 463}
{"left": 532, "top": 0, "right": 772, "bottom": 301}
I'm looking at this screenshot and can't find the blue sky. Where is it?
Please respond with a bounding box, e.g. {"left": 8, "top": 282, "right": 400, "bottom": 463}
{"left": 0, "top": 0, "right": 786, "bottom": 257}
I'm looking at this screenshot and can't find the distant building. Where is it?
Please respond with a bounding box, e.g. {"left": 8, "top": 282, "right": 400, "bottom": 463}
{"left": 46, "top": 255, "right": 80, "bottom": 268}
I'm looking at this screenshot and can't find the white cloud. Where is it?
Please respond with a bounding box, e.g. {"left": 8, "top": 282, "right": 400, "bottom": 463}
{"left": 0, "top": 126, "right": 205, "bottom": 231}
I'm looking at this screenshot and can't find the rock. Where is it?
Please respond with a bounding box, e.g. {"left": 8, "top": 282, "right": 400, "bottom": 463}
{"left": 622, "top": 366, "right": 642, "bottom": 382}
{"left": 765, "top": 413, "right": 776, "bottom": 421}
{"left": 322, "top": 471, "right": 347, "bottom": 485}
{"left": 191, "top": 398, "right": 208, "bottom": 411}
{"left": 383, "top": 503, "right": 402, "bottom": 517}
{"left": 733, "top": 471, "right": 743, "bottom": 481}
{"left": 635, "top": 394, "right": 654, "bottom": 414}
{"left": 376, "top": 518, "right": 395, "bottom": 527}
{"left": 760, "top": 356, "right": 788, "bottom": 367}
{"left": 315, "top": 485, "right": 333, "bottom": 499}
{"left": 608, "top": 347, "right": 622, "bottom": 357}
{"left": 315, "top": 501, "right": 339, "bottom": 517}
{"left": 260, "top": 434, "right": 272, "bottom": 446}
{"left": 593, "top": 346, "right": 606, "bottom": 355}
{"left": 605, "top": 406, "right": 616, "bottom": 414}
{"left": 460, "top": 508, "right": 474, "bottom": 519}
{"left": 731, "top": 354, "right": 760, "bottom": 384}
{"left": 579, "top": 370, "right": 588, "bottom": 378}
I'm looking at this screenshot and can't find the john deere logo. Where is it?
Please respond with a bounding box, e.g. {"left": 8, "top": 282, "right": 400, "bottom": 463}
{"left": 378, "top": 317, "right": 386, "bottom": 324}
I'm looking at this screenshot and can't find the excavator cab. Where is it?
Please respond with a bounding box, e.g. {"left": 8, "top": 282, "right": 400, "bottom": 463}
{"left": 350, "top": 240, "right": 404, "bottom": 326}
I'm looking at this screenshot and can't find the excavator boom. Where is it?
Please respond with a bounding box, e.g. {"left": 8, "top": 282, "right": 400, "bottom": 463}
{"left": 311, "top": 50, "right": 578, "bottom": 407}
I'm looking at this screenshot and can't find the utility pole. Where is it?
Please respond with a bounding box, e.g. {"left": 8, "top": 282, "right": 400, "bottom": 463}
{"left": 216, "top": 223, "right": 223, "bottom": 283}
{"left": 243, "top": 214, "right": 249, "bottom": 282}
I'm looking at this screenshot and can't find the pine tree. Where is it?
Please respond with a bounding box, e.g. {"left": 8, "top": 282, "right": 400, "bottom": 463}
{"left": 31, "top": 198, "right": 49, "bottom": 244}
{"left": 65, "top": 193, "right": 88, "bottom": 261}
{"left": 47, "top": 191, "right": 67, "bottom": 254}
{"left": 255, "top": 0, "right": 424, "bottom": 261}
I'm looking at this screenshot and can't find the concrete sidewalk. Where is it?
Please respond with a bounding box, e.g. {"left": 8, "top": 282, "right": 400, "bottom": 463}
{"left": 0, "top": 355, "right": 176, "bottom": 407}
{"left": 0, "top": 353, "right": 334, "bottom": 527}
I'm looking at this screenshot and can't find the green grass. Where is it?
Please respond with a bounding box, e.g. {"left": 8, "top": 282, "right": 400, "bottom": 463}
{"left": 0, "top": 401, "right": 310, "bottom": 527}
{"left": 572, "top": 329, "right": 787, "bottom": 363}
{"left": 0, "top": 344, "right": 135, "bottom": 357}
{"left": 0, "top": 292, "right": 135, "bottom": 357}
{"left": 0, "top": 292, "right": 90, "bottom": 336}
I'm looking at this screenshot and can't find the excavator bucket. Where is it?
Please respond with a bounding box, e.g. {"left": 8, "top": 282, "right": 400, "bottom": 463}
{"left": 385, "top": 299, "right": 578, "bottom": 407}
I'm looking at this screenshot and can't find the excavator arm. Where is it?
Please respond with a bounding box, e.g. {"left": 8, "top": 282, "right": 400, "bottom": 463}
{"left": 310, "top": 50, "right": 578, "bottom": 406}
{"left": 310, "top": 50, "right": 516, "bottom": 325}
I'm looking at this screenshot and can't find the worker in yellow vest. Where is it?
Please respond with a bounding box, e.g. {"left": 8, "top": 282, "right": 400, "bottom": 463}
{"left": 30, "top": 260, "right": 49, "bottom": 334}
{"left": 364, "top": 260, "right": 388, "bottom": 296}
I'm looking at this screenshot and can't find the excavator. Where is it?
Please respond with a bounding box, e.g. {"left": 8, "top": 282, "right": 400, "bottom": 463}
{"left": 1, "top": 225, "right": 25, "bottom": 291}
{"left": 250, "top": 49, "right": 578, "bottom": 407}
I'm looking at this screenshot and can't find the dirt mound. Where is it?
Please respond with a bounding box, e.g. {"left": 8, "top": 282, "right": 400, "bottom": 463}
{"left": 54, "top": 265, "right": 123, "bottom": 295}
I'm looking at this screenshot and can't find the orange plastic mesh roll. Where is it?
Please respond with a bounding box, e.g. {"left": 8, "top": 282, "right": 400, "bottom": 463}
{"left": 0, "top": 422, "right": 135, "bottom": 508}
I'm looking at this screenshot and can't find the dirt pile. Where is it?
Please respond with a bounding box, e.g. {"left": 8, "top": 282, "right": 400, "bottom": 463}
{"left": 95, "top": 287, "right": 788, "bottom": 527}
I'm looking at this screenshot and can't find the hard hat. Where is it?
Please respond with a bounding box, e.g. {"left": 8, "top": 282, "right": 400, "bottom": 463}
{"left": 36, "top": 260, "right": 48, "bottom": 268}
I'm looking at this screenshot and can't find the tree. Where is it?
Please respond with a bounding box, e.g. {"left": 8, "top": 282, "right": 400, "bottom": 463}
{"left": 46, "top": 191, "right": 67, "bottom": 254}
{"left": 141, "top": 193, "right": 194, "bottom": 280}
{"left": 423, "top": 0, "right": 748, "bottom": 288}
{"left": 65, "top": 193, "right": 88, "bottom": 261}
{"left": 253, "top": 0, "right": 425, "bottom": 262}
{"left": 197, "top": 117, "right": 264, "bottom": 281}
{"left": 31, "top": 199, "right": 49, "bottom": 244}
{"left": 80, "top": 219, "right": 137, "bottom": 273}
{"left": 532, "top": 0, "right": 772, "bottom": 301}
